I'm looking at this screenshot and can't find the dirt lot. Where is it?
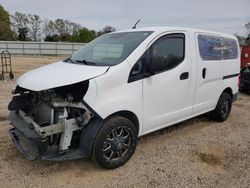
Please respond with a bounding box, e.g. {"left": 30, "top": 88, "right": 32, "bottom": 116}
{"left": 0, "top": 56, "right": 249, "bottom": 188}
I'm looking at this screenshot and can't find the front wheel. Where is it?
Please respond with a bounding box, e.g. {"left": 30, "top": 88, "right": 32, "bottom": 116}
{"left": 93, "top": 116, "right": 138, "bottom": 169}
{"left": 209, "top": 92, "right": 232, "bottom": 122}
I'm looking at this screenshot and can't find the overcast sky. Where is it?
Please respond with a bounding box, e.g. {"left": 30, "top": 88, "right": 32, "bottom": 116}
{"left": 1, "top": 0, "right": 250, "bottom": 35}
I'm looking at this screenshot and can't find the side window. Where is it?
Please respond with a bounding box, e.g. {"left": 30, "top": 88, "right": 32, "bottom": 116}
{"left": 151, "top": 34, "right": 185, "bottom": 72}
{"left": 128, "top": 34, "right": 185, "bottom": 83}
{"left": 198, "top": 35, "right": 222, "bottom": 61}
{"left": 221, "top": 38, "right": 238, "bottom": 60}
{"left": 198, "top": 35, "right": 238, "bottom": 61}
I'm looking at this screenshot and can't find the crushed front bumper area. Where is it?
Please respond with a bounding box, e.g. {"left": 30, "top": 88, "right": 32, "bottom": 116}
{"left": 9, "top": 110, "right": 88, "bottom": 161}
{"left": 9, "top": 128, "right": 47, "bottom": 160}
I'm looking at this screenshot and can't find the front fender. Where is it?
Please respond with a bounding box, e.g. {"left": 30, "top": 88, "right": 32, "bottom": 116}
{"left": 84, "top": 67, "right": 143, "bottom": 135}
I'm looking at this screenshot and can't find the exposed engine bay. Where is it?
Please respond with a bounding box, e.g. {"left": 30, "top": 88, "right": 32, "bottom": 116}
{"left": 8, "top": 81, "right": 97, "bottom": 160}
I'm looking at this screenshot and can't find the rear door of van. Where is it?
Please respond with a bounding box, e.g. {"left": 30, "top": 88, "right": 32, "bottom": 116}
{"left": 193, "top": 33, "right": 223, "bottom": 115}
{"left": 221, "top": 38, "right": 240, "bottom": 95}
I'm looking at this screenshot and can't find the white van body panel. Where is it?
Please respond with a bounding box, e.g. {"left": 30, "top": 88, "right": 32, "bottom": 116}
{"left": 8, "top": 27, "right": 241, "bottom": 165}
{"left": 193, "top": 33, "right": 224, "bottom": 114}
{"left": 17, "top": 61, "right": 109, "bottom": 91}
{"left": 16, "top": 27, "right": 240, "bottom": 138}
{"left": 84, "top": 60, "right": 144, "bottom": 135}
{"left": 193, "top": 33, "right": 240, "bottom": 115}
{"left": 83, "top": 27, "right": 240, "bottom": 136}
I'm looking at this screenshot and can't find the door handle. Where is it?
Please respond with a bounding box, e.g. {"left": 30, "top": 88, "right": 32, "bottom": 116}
{"left": 180, "top": 72, "right": 189, "bottom": 80}
{"left": 202, "top": 68, "right": 207, "bottom": 79}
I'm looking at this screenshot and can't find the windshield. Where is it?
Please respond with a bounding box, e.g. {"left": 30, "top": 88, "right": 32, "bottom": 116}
{"left": 70, "top": 31, "right": 153, "bottom": 66}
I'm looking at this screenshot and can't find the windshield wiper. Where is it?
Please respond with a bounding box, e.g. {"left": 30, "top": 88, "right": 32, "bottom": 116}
{"left": 63, "top": 57, "right": 74, "bottom": 63}
{"left": 75, "top": 59, "right": 96, "bottom": 66}
{"left": 68, "top": 58, "right": 74, "bottom": 63}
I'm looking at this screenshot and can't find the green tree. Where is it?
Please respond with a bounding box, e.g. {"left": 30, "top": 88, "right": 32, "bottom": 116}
{"left": 71, "top": 27, "right": 96, "bottom": 43}
{"left": 43, "top": 19, "right": 56, "bottom": 36}
{"left": 245, "top": 22, "right": 250, "bottom": 45}
{"left": 71, "top": 22, "right": 82, "bottom": 35}
{"left": 17, "top": 27, "right": 29, "bottom": 41}
{"left": 235, "top": 34, "right": 246, "bottom": 45}
{"left": 44, "top": 34, "right": 60, "bottom": 42}
{"left": 0, "top": 4, "right": 15, "bottom": 40}
{"left": 12, "top": 12, "right": 30, "bottom": 41}
{"left": 28, "top": 14, "right": 42, "bottom": 41}
{"left": 97, "top": 26, "right": 116, "bottom": 36}
{"left": 245, "top": 22, "right": 250, "bottom": 33}
{"left": 60, "top": 33, "right": 72, "bottom": 41}
{"left": 54, "top": 18, "right": 65, "bottom": 36}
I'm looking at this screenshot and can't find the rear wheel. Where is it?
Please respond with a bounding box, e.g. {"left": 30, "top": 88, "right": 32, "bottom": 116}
{"left": 93, "top": 116, "right": 137, "bottom": 169}
{"left": 210, "top": 92, "right": 232, "bottom": 122}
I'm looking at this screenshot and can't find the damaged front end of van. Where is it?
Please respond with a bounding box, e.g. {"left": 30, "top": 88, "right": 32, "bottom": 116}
{"left": 8, "top": 61, "right": 107, "bottom": 161}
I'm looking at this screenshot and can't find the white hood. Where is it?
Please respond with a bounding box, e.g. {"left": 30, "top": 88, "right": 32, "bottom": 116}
{"left": 17, "top": 61, "right": 109, "bottom": 91}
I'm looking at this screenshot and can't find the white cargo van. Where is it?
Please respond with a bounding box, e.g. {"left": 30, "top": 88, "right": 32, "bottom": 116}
{"left": 8, "top": 27, "right": 240, "bottom": 169}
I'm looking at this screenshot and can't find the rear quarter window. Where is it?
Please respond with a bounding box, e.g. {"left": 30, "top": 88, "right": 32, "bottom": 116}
{"left": 221, "top": 38, "right": 238, "bottom": 60}
{"left": 198, "top": 34, "right": 238, "bottom": 61}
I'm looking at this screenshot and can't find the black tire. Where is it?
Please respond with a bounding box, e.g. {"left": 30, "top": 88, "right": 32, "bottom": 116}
{"left": 93, "top": 116, "right": 138, "bottom": 169}
{"left": 209, "top": 92, "right": 232, "bottom": 122}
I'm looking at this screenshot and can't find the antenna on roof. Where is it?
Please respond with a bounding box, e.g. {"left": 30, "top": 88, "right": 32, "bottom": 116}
{"left": 132, "top": 19, "right": 140, "bottom": 29}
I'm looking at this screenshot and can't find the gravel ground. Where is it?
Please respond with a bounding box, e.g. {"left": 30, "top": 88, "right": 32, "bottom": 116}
{"left": 0, "top": 56, "right": 249, "bottom": 188}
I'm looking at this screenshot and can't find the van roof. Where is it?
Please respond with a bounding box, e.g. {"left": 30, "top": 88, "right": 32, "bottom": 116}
{"left": 115, "top": 27, "right": 237, "bottom": 39}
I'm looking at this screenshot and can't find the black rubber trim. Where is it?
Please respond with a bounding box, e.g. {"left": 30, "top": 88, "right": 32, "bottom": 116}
{"left": 80, "top": 100, "right": 104, "bottom": 157}
{"left": 42, "top": 148, "right": 88, "bottom": 161}
{"left": 232, "top": 92, "right": 238, "bottom": 102}
{"left": 79, "top": 117, "right": 103, "bottom": 157}
{"left": 223, "top": 73, "right": 239, "bottom": 80}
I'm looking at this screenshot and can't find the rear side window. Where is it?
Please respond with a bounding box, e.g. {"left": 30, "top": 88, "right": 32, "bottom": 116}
{"left": 198, "top": 34, "right": 238, "bottom": 61}
{"left": 198, "top": 35, "right": 222, "bottom": 60}
{"left": 221, "top": 38, "right": 238, "bottom": 60}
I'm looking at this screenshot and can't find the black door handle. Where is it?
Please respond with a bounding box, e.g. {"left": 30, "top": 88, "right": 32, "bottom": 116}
{"left": 180, "top": 72, "right": 189, "bottom": 80}
{"left": 202, "top": 68, "right": 207, "bottom": 79}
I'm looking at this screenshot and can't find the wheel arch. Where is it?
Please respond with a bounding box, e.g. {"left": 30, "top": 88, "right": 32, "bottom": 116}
{"left": 210, "top": 87, "right": 233, "bottom": 122}
{"left": 104, "top": 110, "right": 140, "bottom": 135}
{"left": 79, "top": 110, "right": 140, "bottom": 157}
{"left": 222, "top": 87, "right": 233, "bottom": 99}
